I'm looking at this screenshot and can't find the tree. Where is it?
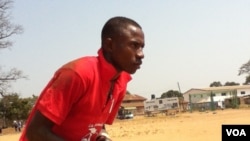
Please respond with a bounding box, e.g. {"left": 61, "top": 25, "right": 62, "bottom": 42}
{"left": 238, "top": 59, "right": 250, "bottom": 85}
{"left": 209, "top": 81, "right": 222, "bottom": 87}
{"left": 161, "top": 90, "right": 182, "bottom": 98}
{"left": 238, "top": 59, "right": 250, "bottom": 76}
{"left": 0, "top": 0, "right": 23, "bottom": 49}
{"left": 126, "top": 90, "right": 131, "bottom": 94}
{"left": 0, "top": 0, "right": 26, "bottom": 96}
{"left": 0, "top": 93, "right": 36, "bottom": 127}
{"left": 224, "top": 81, "right": 239, "bottom": 86}
{"left": 243, "top": 75, "right": 250, "bottom": 85}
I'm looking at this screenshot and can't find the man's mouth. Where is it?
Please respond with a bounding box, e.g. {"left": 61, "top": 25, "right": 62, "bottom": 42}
{"left": 134, "top": 61, "right": 142, "bottom": 69}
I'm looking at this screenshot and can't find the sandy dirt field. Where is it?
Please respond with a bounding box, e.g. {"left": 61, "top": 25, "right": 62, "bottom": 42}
{"left": 1, "top": 108, "right": 250, "bottom": 141}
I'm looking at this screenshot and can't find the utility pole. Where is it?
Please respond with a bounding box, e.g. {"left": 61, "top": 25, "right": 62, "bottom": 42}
{"left": 210, "top": 92, "right": 215, "bottom": 111}
{"left": 177, "top": 82, "right": 184, "bottom": 111}
{"left": 189, "top": 94, "right": 192, "bottom": 113}
{"left": 177, "top": 82, "right": 182, "bottom": 94}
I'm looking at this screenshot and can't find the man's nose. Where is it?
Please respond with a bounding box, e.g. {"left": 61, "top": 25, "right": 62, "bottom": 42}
{"left": 137, "top": 48, "right": 144, "bottom": 59}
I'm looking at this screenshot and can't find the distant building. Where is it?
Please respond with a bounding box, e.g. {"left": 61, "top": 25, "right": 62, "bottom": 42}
{"left": 144, "top": 97, "right": 180, "bottom": 112}
{"left": 183, "top": 85, "right": 250, "bottom": 110}
{"left": 120, "top": 93, "right": 147, "bottom": 115}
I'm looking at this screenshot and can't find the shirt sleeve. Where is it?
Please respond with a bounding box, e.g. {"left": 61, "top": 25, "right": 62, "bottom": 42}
{"left": 36, "top": 69, "right": 85, "bottom": 125}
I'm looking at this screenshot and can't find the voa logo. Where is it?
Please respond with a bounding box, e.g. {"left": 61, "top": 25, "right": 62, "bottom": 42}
{"left": 226, "top": 129, "right": 246, "bottom": 136}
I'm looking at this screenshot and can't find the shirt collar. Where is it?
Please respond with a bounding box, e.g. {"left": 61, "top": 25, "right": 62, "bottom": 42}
{"left": 97, "top": 48, "right": 132, "bottom": 83}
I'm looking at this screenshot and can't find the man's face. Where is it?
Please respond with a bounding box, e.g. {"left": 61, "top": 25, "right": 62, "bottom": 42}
{"left": 111, "top": 25, "right": 145, "bottom": 74}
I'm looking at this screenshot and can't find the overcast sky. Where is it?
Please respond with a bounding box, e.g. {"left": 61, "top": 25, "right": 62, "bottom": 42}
{"left": 1, "top": 0, "right": 250, "bottom": 99}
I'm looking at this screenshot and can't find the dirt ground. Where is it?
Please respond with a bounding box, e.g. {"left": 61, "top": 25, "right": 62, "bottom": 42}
{"left": 1, "top": 108, "right": 250, "bottom": 141}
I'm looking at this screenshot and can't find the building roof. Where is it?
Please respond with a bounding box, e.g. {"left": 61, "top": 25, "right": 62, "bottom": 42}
{"left": 201, "top": 85, "right": 250, "bottom": 91}
{"left": 183, "top": 85, "right": 250, "bottom": 95}
{"left": 120, "top": 93, "right": 147, "bottom": 108}
{"left": 123, "top": 93, "right": 147, "bottom": 101}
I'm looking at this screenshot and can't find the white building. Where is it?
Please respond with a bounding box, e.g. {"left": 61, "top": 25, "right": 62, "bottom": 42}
{"left": 144, "top": 97, "right": 179, "bottom": 112}
{"left": 183, "top": 85, "right": 250, "bottom": 109}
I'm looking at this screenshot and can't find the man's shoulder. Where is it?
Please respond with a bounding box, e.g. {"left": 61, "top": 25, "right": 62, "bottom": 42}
{"left": 64, "top": 56, "right": 99, "bottom": 69}
{"left": 58, "top": 56, "right": 99, "bottom": 78}
{"left": 74, "top": 56, "right": 98, "bottom": 63}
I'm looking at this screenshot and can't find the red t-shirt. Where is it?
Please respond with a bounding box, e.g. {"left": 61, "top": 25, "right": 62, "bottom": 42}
{"left": 19, "top": 49, "right": 131, "bottom": 141}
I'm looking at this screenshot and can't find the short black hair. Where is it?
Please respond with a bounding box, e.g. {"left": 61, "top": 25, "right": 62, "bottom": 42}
{"left": 101, "top": 16, "right": 142, "bottom": 45}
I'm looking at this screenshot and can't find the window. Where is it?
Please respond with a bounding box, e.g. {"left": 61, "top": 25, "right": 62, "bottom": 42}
{"left": 172, "top": 103, "right": 178, "bottom": 108}
{"left": 241, "top": 91, "right": 246, "bottom": 95}
{"left": 221, "top": 93, "right": 226, "bottom": 96}
{"left": 159, "top": 100, "right": 163, "bottom": 104}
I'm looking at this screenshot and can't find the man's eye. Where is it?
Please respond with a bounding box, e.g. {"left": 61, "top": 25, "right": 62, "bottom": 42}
{"left": 132, "top": 43, "right": 140, "bottom": 49}
{"left": 130, "top": 42, "right": 144, "bottom": 50}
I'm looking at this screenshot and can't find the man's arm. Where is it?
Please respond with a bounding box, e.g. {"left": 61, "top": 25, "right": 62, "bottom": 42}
{"left": 26, "top": 110, "right": 64, "bottom": 141}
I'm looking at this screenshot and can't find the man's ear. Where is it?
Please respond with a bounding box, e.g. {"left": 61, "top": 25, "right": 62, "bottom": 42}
{"left": 102, "top": 38, "right": 113, "bottom": 53}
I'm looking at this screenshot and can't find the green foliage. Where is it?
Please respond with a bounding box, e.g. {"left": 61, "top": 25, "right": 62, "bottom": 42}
{"left": 238, "top": 59, "right": 250, "bottom": 76}
{"left": 210, "top": 81, "right": 241, "bottom": 87}
{"left": 239, "top": 59, "right": 250, "bottom": 85}
{"left": 161, "top": 90, "right": 182, "bottom": 98}
{"left": 126, "top": 90, "right": 131, "bottom": 94}
{"left": 224, "top": 81, "right": 240, "bottom": 86}
{"left": 243, "top": 75, "right": 250, "bottom": 85}
{"left": 0, "top": 93, "right": 37, "bottom": 127}
{"left": 210, "top": 81, "right": 222, "bottom": 87}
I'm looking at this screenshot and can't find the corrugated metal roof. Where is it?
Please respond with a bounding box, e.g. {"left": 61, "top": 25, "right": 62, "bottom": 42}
{"left": 120, "top": 93, "right": 147, "bottom": 108}
{"left": 183, "top": 85, "right": 250, "bottom": 95}
{"left": 123, "top": 93, "right": 147, "bottom": 101}
{"left": 201, "top": 85, "right": 250, "bottom": 91}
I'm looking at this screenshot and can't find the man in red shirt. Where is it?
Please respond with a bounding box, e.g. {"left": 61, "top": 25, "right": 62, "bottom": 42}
{"left": 19, "top": 16, "right": 145, "bottom": 141}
